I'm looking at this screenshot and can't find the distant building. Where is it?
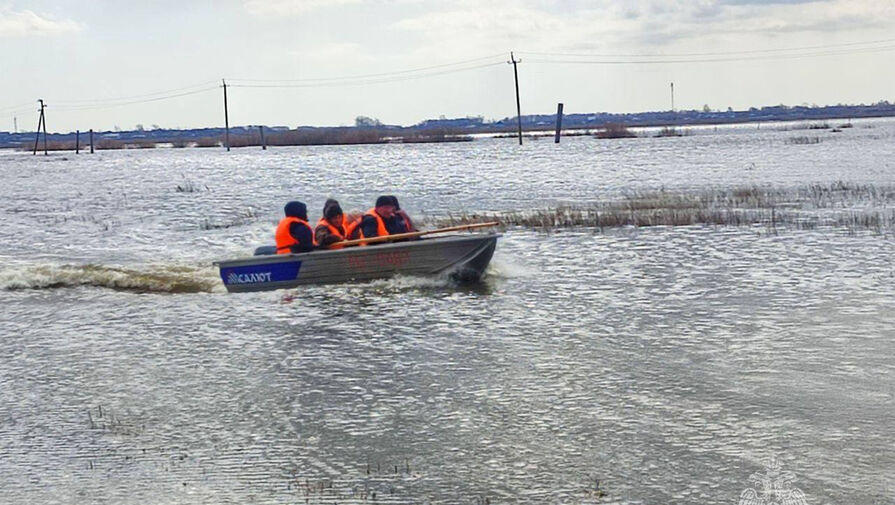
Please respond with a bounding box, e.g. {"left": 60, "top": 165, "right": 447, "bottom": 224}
{"left": 415, "top": 116, "right": 484, "bottom": 129}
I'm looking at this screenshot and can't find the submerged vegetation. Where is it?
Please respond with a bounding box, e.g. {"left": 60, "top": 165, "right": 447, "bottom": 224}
{"left": 655, "top": 126, "right": 683, "bottom": 137}
{"left": 174, "top": 177, "right": 208, "bottom": 193}
{"left": 200, "top": 207, "right": 261, "bottom": 230}
{"left": 434, "top": 182, "right": 895, "bottom": 234}
{"left": 21, "top": 128, "right": 472, "bottom": 151}
{"left": 230, "top": 127, "right": 472, "bottom": 146}
{"left": 787, "top": 136, "right": 822, "bottom": 145}
{"left": 594, "top": 123, "right": 637, "bottom": 139}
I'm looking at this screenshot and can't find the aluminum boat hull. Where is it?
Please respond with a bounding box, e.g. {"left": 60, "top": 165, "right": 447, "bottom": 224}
{"left": 215, "top": 233, "right": 499, "bottom": 293}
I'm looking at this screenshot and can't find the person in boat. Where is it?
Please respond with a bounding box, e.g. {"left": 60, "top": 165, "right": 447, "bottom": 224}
{"left": 356, "top": 195, "right": 398, "bottom": 242}
{"left": 275, "top": 201, "right": 315, "bottom": 254}
{"left": 385, "top": 195, "right": 416, "bottom": 234}
{"left": 381, "top": 195, "right": 420, "bottom": 243}
{"left": 315, "top": 198, "right": 361, "bottom": 249}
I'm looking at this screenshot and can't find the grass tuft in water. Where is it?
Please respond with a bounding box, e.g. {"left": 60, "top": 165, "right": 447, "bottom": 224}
{"left": 175, "top": 177, "right": 208, "bottom": 193}
{"left": 200, "top": 207, "right": 261, "bottom": 230}
{"left": 594, "top": 123, "right": 637, "bottom": 139}
{"left": 655, "top": 126, "right": 683, "bottom": 137}
{"left": 787, "top": 136, "right": 821, "bottom": 145}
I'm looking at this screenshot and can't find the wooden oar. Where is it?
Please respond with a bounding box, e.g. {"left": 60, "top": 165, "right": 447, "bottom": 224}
{"left": 330, "top": 221, "right": 499, "bottom": 248}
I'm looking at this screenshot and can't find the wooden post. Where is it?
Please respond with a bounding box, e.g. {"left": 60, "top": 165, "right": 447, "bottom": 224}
{"left": 76, "top": 130, "right": 80, "bottom": 154}
{"left": 509, "top": 52, "right": 522, "bottom": 146}
{"left": 222, "top": 79, "right": 230, "bottom": 151}
{"left": 89, "top": 129, "right": 94, "bottom": 153}
{"left": 259, "top": 125, "right": 266, "bottom": 150}
{"left": 670, "top": 82, "right": 675, "bottom": 112}
{"left": 554, "top": 103, "right": 564, "bottom": 144}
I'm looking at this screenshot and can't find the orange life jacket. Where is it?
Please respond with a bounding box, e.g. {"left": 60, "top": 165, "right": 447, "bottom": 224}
{"left": 344, "top": 216, "right": 360, "bottom": 239}
{"left": 360, "top": 208, "right": 389, "bottom": 239}
{"left": 275, "top": 216, "right": 314, "bottom": 254}
{"left": 316, "top": 217, "right": 347, "bottom": 249}
{"left": 395, "top": 210, "right": 414, "bottom": 233}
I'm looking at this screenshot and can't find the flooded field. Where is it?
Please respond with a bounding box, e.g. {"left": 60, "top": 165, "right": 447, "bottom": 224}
{"left": 1, "top": 120, "right": 894, "bottom": 504}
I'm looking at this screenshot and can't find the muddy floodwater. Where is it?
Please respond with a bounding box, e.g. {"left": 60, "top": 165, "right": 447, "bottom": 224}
{"left": 1, "top": 120, "right": 894, "bottom": 504}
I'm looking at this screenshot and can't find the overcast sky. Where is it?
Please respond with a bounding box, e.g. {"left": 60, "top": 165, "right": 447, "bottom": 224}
{"left": 1, "top": 0, "right": 894, "bottom": 132}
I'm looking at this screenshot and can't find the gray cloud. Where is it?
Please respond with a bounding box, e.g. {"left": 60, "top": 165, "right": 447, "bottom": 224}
{"left": 0, "top": 8, "right": 83, "bottom": 37}
{"left": 719, "top": 0, "right": 823, "bottom": 4}
{"left": 243, "top": 0, "right": 363, "bottom": 16}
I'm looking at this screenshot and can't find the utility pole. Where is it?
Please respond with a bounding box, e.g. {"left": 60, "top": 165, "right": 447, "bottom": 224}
{"left": 259, "top": 125, "right": 266, "bottom": 150}
{"left": 33, "top": 99, "right": 47, "bottom": 155}
{"left": 13, "top": 116, "right": 17, "bottom": 133}
{"left": 41, "top": 100, "right": 48, "bottom": 155}
{"left": 222, "top": 79, "right": 230, "bottom": 151}
{"left": 32, "top": 108, "right": 41, "bottom": 154}
{"left": 670, "top": 82, "right": 675, "bottom": 112}
{"left": 508, "top": 52, "right": 523, "bottom": 146}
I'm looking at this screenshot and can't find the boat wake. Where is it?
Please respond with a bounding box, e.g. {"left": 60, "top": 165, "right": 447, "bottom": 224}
{"left": 0, "top": 263, "right": 225, "bottom": 294}
{"left": 485, "top": 258, "right": 538, "bottom": 279}
{"left": 361, "top": 274, "right": 457, "bottom": 291}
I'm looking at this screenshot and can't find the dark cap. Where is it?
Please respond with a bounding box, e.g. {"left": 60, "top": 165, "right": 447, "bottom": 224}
{"left": 385, "top": 195, "right": 401, "bottom": 210}
{"left": 323, "top": 198, "right": 343, "bottom": 219}
{"left": 284, "top": 201, "right": 308, "bottom": 220}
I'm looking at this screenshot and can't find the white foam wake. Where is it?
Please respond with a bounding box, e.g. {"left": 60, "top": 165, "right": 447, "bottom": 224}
{"left": 361, "top": 274, "right": 455, "bottom": 291}
{"left": 0, "top": 263, "right": 225, "bottom": 294}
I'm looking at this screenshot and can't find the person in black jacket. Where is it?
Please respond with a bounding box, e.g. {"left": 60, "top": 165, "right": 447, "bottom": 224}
{"left": 358, "top": 195, "right": 396, "bottom": 240}
{"left": 385, "top": 195, "right": 416, "bottom": 234}
{"left": 275, "top": 201, "right": 314, "bottom": 254}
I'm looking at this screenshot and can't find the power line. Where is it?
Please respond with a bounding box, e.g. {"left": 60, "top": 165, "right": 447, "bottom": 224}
{"left": 0, "top": 101, "right": 39, "bottom": 114}
{"left": 523, "top": 44, "right": 895, "bottom": 65}
{"left": 0, "top": 81, "right": 220, "bottom": 115}
{"left": 52, "top": 80, "right": 220, "bottom": 106}
{"left": 229, "top": 61, "right": 505, "bottom": 88}
{"left": 3, "top": 35, "right": 894, "bottom": 112}
{"left": 1, "top": 57, "right": 507, "bottom": 112}
{"left": 0, "top": 57, "right": 507, "bottom": 126}
{"left": 516, "top": 36, "right": 895, "bottom": 58}
{"left": 229, "top": 53, "right": 507, "bottom": 84}
{"left": 1, "top": 36, "right": 890, "bottom": 130}
{"left": 52, "top": 86, "right": 219, "bottom": 112}
{"left": 0, "top": 106, "right": 38, "bottom": 117}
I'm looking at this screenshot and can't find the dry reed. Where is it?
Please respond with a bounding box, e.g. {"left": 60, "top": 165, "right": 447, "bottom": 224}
{"left": 430, "top": 183, "right": 895, "bottom": 234}
{"left": 787, "top": 136, "right": 821, "bottom": 145}
{"left": 595, "top": 123, "right": 637, "bottom": 139}
{"left": 655, "top": 126, "right": 682, "bottom": 137}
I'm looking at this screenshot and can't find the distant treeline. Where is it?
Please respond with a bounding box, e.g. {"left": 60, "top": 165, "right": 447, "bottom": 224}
{"left": 3, "top": 101, "right": 894, "bottom": 149}
{"left": 6, "top": 127, "right": 473, "bottom": 151}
